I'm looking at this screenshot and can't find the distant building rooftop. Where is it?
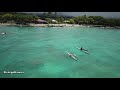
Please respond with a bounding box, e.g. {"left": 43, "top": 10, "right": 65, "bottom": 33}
{"left": 64, "top": 20, "right": 70, "bottom": 23}
{"left": 52, "top": 19, "right": 58, "bottom": 22}
{"left": 36, "top": 19, "right": 48, "bottom": 24}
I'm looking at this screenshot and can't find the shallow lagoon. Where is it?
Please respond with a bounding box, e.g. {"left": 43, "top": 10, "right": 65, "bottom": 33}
{"left": 0, "top": 26, "right": 120, "bottom": 78}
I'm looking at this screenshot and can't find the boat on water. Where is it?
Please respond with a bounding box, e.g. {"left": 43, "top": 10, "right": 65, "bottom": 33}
{"left": 1, "top": 32, "right": 6, "bottom": 35}
{"left": 66, "top": 51, "right": 78, "bottom": 61}
{"left": 76, "top": 47, "right": 89, "bottom": 54}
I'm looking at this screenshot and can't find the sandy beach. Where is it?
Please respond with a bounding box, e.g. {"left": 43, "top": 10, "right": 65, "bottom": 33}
{"left": 0, "top": 23, "right": 120, "bottom": 29}
{"left": 0, "top": 23, "right": 81, "bottom": 27}
{"left": 28, "top": 24, "right": 81, "bottom": 27}
{"left": 0, "top": 23, "right": 16, "bottom": 26}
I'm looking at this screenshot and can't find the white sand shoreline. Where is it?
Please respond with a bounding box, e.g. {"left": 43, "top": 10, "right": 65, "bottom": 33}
{"left": 28, "top": 24, "right": 81, "bottom": 27}
{"left": 0, "top": 23, "right": 83, "bottom": 27}
{"left": 0, "top": 23, "right": 120, "bottom": 29}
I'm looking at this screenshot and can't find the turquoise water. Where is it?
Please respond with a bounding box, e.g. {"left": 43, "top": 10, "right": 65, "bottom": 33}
{"left": 0, "top": 26, "right": 120, "bottom": 78}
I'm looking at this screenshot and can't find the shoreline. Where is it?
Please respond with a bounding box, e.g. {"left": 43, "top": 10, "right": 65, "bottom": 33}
{"left": 0, "top": 23, "right": 120, "bottom": 29}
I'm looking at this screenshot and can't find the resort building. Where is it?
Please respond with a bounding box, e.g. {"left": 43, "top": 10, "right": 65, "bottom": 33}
{"left": 63, "top": 20, "right": 70, "bottom": 24}
{"left": 35, "top": 19, "right": 48, "bottom": 24}
{"left": 51, "top": 19, "right": 58, "bottom": 23}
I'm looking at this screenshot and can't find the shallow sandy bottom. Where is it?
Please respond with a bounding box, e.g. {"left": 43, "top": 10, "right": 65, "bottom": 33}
{"left": 0, "top": 26, "right": 120, "bottom": 78}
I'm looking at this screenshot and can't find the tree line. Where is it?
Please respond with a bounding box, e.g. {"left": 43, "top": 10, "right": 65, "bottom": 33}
{"left": 0, "top": 13, "right": 120, "bottom": 27}
{"left": 0, "top": 13, "right": 39, "bottom": 24}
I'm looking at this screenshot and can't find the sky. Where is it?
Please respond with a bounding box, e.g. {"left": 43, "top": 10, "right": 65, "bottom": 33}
{"left": 24, "top": 12, "right": 120, "bottom": 18}
{"left": 58, "top": 12, "right": 120, "bottom": 18}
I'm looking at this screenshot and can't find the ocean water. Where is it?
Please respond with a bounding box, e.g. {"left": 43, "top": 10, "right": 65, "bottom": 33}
{"left": 0, "top": 26, "right": 120, "bottom": 78}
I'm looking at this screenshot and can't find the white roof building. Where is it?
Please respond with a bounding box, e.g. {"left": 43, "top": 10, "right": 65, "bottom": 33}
{"left": 52, "top": 19, "right": 58, "bottom": 23}
{"left": 63, "top": 20, "right": 70, "bottom": 23}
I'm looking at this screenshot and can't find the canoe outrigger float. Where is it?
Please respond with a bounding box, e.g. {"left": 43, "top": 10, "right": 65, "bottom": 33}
{"left": 66, "top": 51, "right": 78, "bottom": 61}
{"left": 76, "top": 47, "right": 89, "bottom": 54}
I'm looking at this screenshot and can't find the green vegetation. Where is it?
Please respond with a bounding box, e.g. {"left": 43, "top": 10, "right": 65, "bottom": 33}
{"left": 0, "top": 13, "right": 39, "bottom": 24}
{"left": 0, "top": 12, "right": 120, "bottom": 27}
{"left": 72, "top": 15, "right": 120, "bottom": 27}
